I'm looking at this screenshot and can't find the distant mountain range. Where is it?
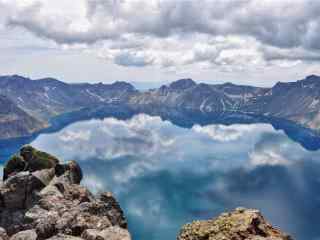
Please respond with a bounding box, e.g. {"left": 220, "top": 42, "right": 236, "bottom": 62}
{"left": 0, "top": 74, "right": 320, "bottom": 139}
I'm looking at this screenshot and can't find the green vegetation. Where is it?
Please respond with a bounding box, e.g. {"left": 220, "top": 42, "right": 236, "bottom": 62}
{"left": 3, "top": 155, "right": 26, "bottom": 180}
{"left": 3, "top": 145, "right": 59, "bottom": 180}
{"left": 20, "top": 145, "right": 59, "bottom": 171}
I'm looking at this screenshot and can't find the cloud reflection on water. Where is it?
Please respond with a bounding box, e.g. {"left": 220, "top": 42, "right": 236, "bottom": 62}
{"left": 30, "top": 114, "right": 320, "bottom": 240}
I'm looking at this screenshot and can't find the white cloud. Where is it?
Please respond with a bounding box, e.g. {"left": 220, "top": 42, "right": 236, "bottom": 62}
{"left": 82, "top": 174, "right": 105, "bottom": 194}
{"left": 192, "top": 124, "right": 271, "bottom": 142}
{"left": 2, "top": 0, "right": 320, "bottom": 75}
{"left": 249, "top": 150, "right": 290, "bottom": 167}
{"left": 59, "top": 129, "right": 91, "bottom": 142}
{"left": 33, "top": 114, "right": 177, "bottom": 162}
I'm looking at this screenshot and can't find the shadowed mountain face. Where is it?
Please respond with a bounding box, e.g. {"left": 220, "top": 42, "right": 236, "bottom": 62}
{"left": 0, "top": 75, "right": 136, "bottom": 122}
{"left": 0, "top": 74, "right": 319, "bottom": 139}
{"left": 0, "top": 95, "right": 46, "bottom": 139}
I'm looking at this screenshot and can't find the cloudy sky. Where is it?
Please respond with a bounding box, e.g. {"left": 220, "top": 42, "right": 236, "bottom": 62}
{"left": 1, "top": 0, "right": 320, "bottom": 86}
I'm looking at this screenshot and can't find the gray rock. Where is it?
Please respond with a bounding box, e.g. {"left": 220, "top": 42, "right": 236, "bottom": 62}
{"left": 0, "top": 227, "right": 8, "bottom": 240}
{"left": 9, "top": 230, "right": 37, "bottom": 240}
{"left": 0, "top": 147, "right": 129, "bottom": 240}
{"left": 32, "top": 168, "right": 55, "bottom": 186}
{"left": 177, "top": 208, "right": 292, "bottom": 240}
{"left": 0, "top": 172, "right": 44, "bottom": 209}
{"left": 81, "top": 227, "right": 131, "bottom": 240}
{"left": 81, "top": 229, "right": 103, "bottom": 240}
{"left": 47, "top": 234, "right": 83, "bottom": 240}
{"left": 99, "top": 227, "right": 131, "bottom": 240}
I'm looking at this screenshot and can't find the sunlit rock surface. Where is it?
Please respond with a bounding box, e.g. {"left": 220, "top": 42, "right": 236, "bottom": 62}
{"left": 178, "top": 208, "right": 292, "bottom": 240}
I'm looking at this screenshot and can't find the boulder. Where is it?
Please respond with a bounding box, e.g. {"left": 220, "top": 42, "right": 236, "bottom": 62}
{"left": 3, "top": 155, "right": 25, "bottom": 181}
{"left": 54, "top": 161, "right": 83, "bottom": 185}
{"left": 47, "top": 235, "right": 83, "bottom": 240}
{"left": 9, "top": 230, "right": 37, "bottom": 240}
{"left": 20, "top": 146, "right": 59, "bottom": 172}
{"left": 177, "top": 207, "right": 292, "bottom": 240}
{"left": 0, "top": 228, "right": 8, "bottom": 240}
{"left": 81, "top": 227, "right": 131, "bottom": 240}
{"left": 98, "top": 227, "right": 131, "bottom": 240}
{"left": 3, "top": 145, "right": 59, "bottom": 181}
{"left": 0, "top": 171, "right": 45, "bottom": 209}
{"left": 81, "top": 229, "right": 103, "bottom": 240}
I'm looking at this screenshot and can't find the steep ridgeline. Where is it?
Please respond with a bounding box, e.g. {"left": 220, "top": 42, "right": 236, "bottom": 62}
{"left": 0, "top": 95, "right": 46, "bottom": 139}
{"left": 0, "top": 147, "right": 293, "bottom": 240}
{"left": 129, "top": 79, "right": 269, "bottom": 115}
{"left": 0, "top": 74, "right": 320, "bottom": 139}
{"left": 129, "top": 76, "right": 320, "bottom": 130}
{"left": 0, "top": 75, "right": 136, "bottom": 121}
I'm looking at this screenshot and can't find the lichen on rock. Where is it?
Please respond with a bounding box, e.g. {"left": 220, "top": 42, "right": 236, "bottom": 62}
{"left": 177, "top": 207, "right": 293, "bottom": 240}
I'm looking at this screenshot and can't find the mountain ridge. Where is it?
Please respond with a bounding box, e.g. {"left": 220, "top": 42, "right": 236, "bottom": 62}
{"left": 0, "top": 74, "right": 319, "bottom": 139}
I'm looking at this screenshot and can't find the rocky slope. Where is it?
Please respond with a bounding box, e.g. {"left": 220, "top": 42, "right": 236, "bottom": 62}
{"left": 178, "top": 207, "right": 292, "bottom": 240}
{"left": 0, "top": 74, "right": 320, "bottom": 139}
{"left": 0, "top": 95, "right": 46, "bottom": 139}
{"left": 0, "top": 146, "right": 130, "bottom": 240}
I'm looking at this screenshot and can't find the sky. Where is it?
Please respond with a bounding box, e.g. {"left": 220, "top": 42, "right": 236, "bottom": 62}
{"left": 1, "top": 0, "right": 320, "bottom": 86}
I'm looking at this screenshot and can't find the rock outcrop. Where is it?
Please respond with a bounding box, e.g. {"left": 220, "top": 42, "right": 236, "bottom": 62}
{"left": 0, "top": 146, "right": 130, "bottom": 240}
{"left": 3, "top": 146, "right": 59, "bottom": 181}
{"left": 177, "top": 207, "right": 292, "bottom": 240}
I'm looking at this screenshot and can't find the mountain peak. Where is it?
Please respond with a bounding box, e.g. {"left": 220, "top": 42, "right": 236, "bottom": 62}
{"left": 169, "top": 78, "right": 196, "bottom": 90}
{"left": 0, "top": 75, "right": 30, "bottom": 81}
{"left": 110, "top": 81, "right": 136, "bottom": 91}
{"left": 221, "top": 82, "right": 236, "bottom": 87}
{"left": 10, "top": 74, "right": 29, "bottom": 79}
{"left": 306, "top": 74, "right": 320, "bottom": 79}
{"left": 305, "top": 74, "right": 320, "bottom": 82}
{"left": 298, "top": 74, "right": 320, "bottom": 86}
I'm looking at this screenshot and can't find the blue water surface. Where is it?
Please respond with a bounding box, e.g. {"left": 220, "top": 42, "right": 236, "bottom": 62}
{"left": 1, "top": 114, "right": 320, "bottom": 240}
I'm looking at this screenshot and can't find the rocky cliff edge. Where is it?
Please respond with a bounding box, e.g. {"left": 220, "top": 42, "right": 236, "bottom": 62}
{"left": 0, "top": 146, "right": 130, "bottom": 240}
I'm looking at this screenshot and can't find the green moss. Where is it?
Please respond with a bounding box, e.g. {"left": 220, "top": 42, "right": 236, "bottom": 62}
{"left": 20, "top": 145, "right": 59, "bottom": 171}
{"left": 3, "top": 155, "right": 26, "bottom": 180}
{"left": 3, "top": 146, "right": 60, "bottom": 180}
{"left": 33, "top": 150, "right": 59, "bottom": 165}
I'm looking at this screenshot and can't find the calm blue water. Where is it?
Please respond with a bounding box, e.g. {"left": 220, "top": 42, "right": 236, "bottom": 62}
{"left": 1, "top": 114, "right": 320, "bottom": 240}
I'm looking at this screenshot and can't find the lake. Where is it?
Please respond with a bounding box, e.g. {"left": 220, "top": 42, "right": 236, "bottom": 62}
{"left": 1, "top": 114, "right": 320, "bottom": 240}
